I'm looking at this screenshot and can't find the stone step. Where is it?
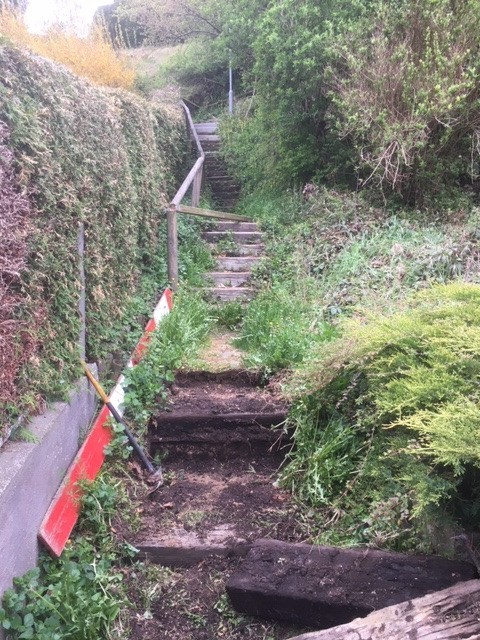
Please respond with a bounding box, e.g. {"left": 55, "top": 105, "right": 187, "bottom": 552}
{"left": 216, "top": 222, "right": 259, "bottom": 232}
{"left": 208, "top": 243, "right": 265, "bottom": 257}
{"left": 208, "top": 271, "right": 251, "bottom": 286}
{"left": 216, "top": 256, "right": 262, "bottom": 272}
{"left": 208, "top": 287, "right": 255, "bottom": 301}
{"left": 203, "top": 231, "right": 263, "bottom": 243}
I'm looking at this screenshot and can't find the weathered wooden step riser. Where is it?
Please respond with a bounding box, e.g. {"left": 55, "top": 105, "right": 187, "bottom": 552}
{"left": 203, "top": 231, "right": 263, "bottom": 243}
{"left": 216, "top": 222, "right": 258, "bottom": 232}
{"left": 137, "top": 529, "right": 250, "bottom": 568}
{"left": 196, "top": 134, "right": 220, "bottom": 142}
{"left": 286, "top": 580, "right": 480, "bottom": 640}
{"left": 205, "top": 165, "right": 231, "bottom": 176}
{"left": 209, "top": 272, "right": 251, "bottom": 286}
{"left": 216, "top": 256, "right": 262, "bottom": 272}
{"left": 194, "top": 122, "right": 219, "bottom": 135}
{"left": 151, "top": 412, "right": 287, "bottom": 434}
{"left": 209, "top": 287, "right": 254, "bottom": 301}
{"left": 200, "top": 142, "right": 221, "bottom": 152}
{"left": 226, "top": 539, "right": 477, "bottom": 629}
{"left": 209, "top": 243, "right": 265, "bottom": 257}
{"left": 209, "top": 180, "right": 240, "bottom": 190}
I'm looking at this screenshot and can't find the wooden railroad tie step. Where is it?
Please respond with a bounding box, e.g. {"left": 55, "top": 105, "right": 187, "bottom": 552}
{"left": 136, "top": 525, "right": 249, "bottom": 568}
{"left": 226, "top": 539, "right": 477, "bottom": 629}
{"left": 208, "top": 271, "right": 252, "bottom": 286}
{"left": 216, "top": 256, "right": 262, "bottom": 272}
{"left": 286, "top": 579, "right": 480, "bottom": 640}
{"left": 208, "top": 243, "right": 264, "bottom": 257}
{"left": 215, "top": 221, "right": 258, "bottom": 232}
{"left": 203, "top": 231, "right": 264, "bottom": 243}
{"left": 209, "top": 286, "right": 255, "bottom": 301}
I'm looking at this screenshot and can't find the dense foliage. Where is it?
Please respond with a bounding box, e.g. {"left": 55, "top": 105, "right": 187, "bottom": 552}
{"left": 116, "top": 0, "right": 480, "bottom": 203}
{"left": 233, "top": 189, "right": 480, "bottom": 551}
{"left": 0, "top": 45, "right": 186, "bottom": 439}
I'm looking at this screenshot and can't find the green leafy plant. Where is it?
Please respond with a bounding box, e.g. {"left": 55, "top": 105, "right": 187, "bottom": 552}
{"left": 123, "top": 289, "right": 213, "bottom": 429}
{"left": 0, "top": 475, "right": 129, "bottom": 639}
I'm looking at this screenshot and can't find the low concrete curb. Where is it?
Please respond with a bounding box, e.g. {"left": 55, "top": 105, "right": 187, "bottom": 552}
{"left": 0, "top": 373, "right": 97, "bottom": 633}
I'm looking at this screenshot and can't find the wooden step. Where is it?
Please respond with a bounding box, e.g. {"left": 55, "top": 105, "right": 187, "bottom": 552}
{"left": 208, "top": 271, "right": 251, "bottom": 286}
{"left": 216, "top": 256, "right": 262, "bottom": 272}
{"left": 197, "top": 134, "right": 220, "bottom": 142}
{"left": 136, "top": 525, "right": 248, "bottom": 568}
{"left": 203, "top": 231, "right": 263, "bottom": 243}
{"left": 286, "top": 580, "right": 480, "bottom": 640}
{"left": 195, "top": 122, "right": 218, "bottom": 135}
{"left": 215, "top": 222, "right": 258, "bottom": 232}
{"left": 208, "top": 243, "right": 265, "bottom": 257}
{"left": 208, "top": 287, "right": 255, "bottom": 301}
{"left": 227, "top": 539, "right": 476, "bottom": 629}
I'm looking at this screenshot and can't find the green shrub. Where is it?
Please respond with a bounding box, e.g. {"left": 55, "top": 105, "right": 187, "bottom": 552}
{"left": 327, "top": 0, "right": 480, "bottom": 203}
{"left": 283, "top": 282, "right": 480, "bottom": 551}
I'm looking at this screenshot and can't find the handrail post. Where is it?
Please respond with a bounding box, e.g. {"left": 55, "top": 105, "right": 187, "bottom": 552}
{"left": 192, "top": 164, "right": 203, "bottom": 207}
{"left": 166, "top": 205, "right": 179, "bottom": 291}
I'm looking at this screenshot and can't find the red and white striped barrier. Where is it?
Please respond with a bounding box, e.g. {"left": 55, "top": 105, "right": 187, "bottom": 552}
{"left": 39, "top": 289, "right": 173, "bottom": 557}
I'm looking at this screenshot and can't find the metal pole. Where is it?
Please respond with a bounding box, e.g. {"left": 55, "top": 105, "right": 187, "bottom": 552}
{"left": 228, "top": 54, "right": 234, "bottom": 114}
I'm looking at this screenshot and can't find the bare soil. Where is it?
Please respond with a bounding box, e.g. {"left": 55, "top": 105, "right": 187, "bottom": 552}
{"left": 123, "top": 369, "right": 310, "bottom": 640}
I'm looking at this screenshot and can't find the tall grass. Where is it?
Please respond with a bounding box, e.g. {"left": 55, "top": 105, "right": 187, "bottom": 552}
{"left": 0, "top": 9, "right": 135, "bottom": 89}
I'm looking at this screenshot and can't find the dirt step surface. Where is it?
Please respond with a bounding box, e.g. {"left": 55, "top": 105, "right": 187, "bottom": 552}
{"left": 128, "top": 369, "right": 306, "bottom": 640}
{"left": 150, "top": 370, "right": 288, "bottom": 435}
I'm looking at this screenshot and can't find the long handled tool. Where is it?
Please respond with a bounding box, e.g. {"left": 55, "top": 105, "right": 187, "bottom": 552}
{"left": 81, "top": 361, "right": 162, "bottom": 480}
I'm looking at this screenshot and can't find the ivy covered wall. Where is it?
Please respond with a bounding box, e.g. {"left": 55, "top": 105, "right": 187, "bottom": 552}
{"left": 0, "top": 45, "right": 187, "bottom": 439}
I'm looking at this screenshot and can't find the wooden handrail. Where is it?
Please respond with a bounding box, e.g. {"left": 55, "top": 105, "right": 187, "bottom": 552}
{"left": 182, "top": 101, "right": 204, "bottom": 160}
{"left": 176, "top": 204, "right": 250, "bottom": 222}
{"left": 168, "top": 101, "right": 205, "bottom": 290}
{"left": 167, "top": 102, "right": 250, "bottom": 291}
{"left": 171, "top": 157, "right": 204, "bottom": 207}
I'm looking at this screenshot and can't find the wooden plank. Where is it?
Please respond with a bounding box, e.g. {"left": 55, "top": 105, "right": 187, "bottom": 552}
{"left": 226, "top": 539, "right": 476, "bottom": 629}
{"left": 167, "top": 207, "right": 178, "bottom": 291}
{"left": 286, "top": 580, "right": 480, "bottom": 640}
{"left": 182, "top": 101, "right": 205, "bottom": 158}
{"left": 191, "top": 164, "right": 203, "bottom": 208}
{"left": 177, "top": 204, "right": 251, "bottom": 222}
{"left": 171, "top": 157, "right": 204, "bottom": 207}
{"left": 38, "top": 290, "right": 173, "bottom": 557}
{"left": 195, "top": 122, "right": 218, "bottom": 135}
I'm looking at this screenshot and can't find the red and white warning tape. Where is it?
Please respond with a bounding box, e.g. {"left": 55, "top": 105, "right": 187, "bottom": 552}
{"left": 39, "top": 289, "right": 173, "bottom": 557}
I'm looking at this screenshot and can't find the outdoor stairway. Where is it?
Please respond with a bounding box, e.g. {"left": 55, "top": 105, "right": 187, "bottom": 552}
{"left": 194, "top": 121, "right": 241, "bottom": 212}
{"left": 202, "top": 220, "right": 265, "bottom": 301}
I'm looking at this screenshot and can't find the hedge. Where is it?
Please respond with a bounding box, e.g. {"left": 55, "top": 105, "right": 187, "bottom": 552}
{"left": 0, "top": 45, "right": 187, "bottom": 441}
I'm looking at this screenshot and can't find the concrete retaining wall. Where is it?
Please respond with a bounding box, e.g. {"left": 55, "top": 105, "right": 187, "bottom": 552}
{"left": 0, "top": 374, "right": 97, "bottom": 633}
